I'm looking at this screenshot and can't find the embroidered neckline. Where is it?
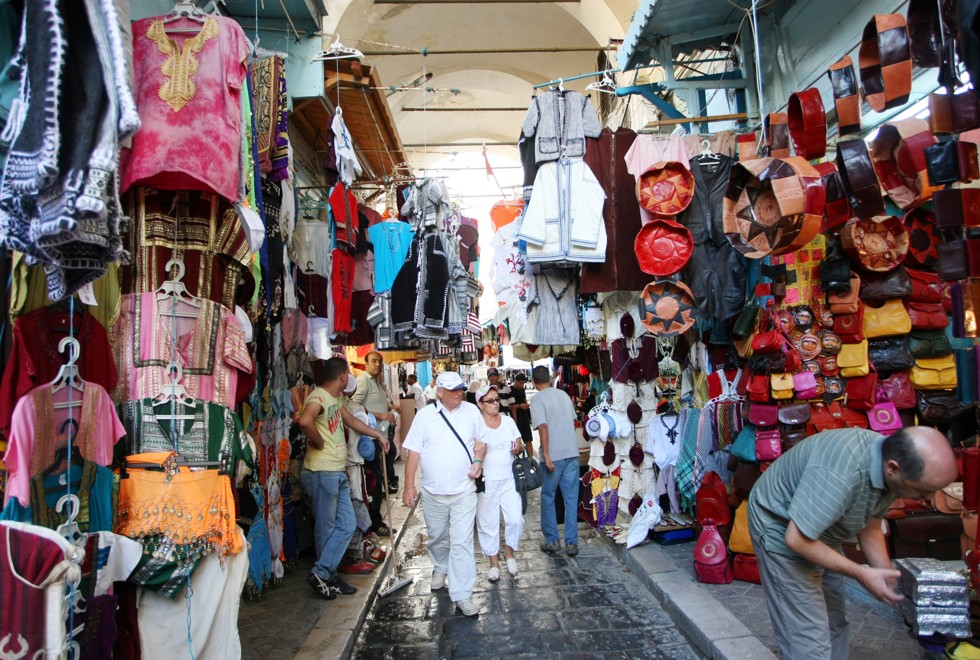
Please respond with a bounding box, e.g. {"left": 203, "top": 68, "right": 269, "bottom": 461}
{"left": 146, "top": 17, "right": 220, "bottom": 112}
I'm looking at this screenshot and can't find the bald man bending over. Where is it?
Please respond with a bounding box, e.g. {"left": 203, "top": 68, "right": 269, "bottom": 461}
{"left": 748, "top": 427, "right": 957, "bottom": 660}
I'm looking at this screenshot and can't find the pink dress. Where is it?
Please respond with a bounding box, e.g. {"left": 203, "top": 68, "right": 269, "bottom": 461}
{"left": 4, "top": 382, "right": 125, "bottom": 506}
{"left": 111, "top": 293, "right": 253, "bottom": 408}
{"left": 121, "top": 15, "right": 250, "bottom": 201}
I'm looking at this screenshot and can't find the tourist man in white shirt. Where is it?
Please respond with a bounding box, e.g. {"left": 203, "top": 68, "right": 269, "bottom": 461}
{"left": 406, "top": 374, "right": 427, "bottom": 409}
{"left": 402, "top": 371, "right": 488, "bottom": 617}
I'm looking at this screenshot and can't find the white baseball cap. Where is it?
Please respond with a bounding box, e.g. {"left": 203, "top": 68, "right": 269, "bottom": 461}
{"left": 476, "top": 385, "right": 498, "bottom": 402}
{"left": 436, "top": 371, "right": 466, "bottom": 391}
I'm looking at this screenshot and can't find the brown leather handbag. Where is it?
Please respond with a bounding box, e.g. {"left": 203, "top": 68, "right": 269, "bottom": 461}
{"left": 828, "top": 274, "right": 862, "bottom": 313}
{"left": 890, "top": 512, "right": 964, "bottom": 561}
{"left": 859, "top": 265, "right": 912, "bottom": 304}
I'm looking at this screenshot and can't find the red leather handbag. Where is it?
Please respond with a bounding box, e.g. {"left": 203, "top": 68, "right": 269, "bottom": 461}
{"left": 747, "top": 403, "right": 779, "bottom": 427}
{"left": 879, "top": 371, "right": 917, "bottom": 409}
{"left": 732, "top": 553, "right": 762, "bottom": 584}
{"left": 748, "top": 373, "right": 771, "bottom": 403}
{"left": 845, "top": 369, "right": 879, "bottom": 411}
{"left": 696, "top": 472, "right": 731, "bottom": 526}
{"left": 751, "top": 330, "right": 784, "bottom": 354}
{"left": 694, "top": 520, "right": 734, "bottom": 584}
{"left": 907, "top": 268, "right": 942, "bottom": 302}
{"left": 905, "top": 301, "right": 949, "bottom": 330}
{"left": 868, "top": 389, "right": 903, "bottom": 434}
{"left": 807, "top": 402, "right": 847, "bottom": 436}
{"left": 834, "top": 306, "right": 865, "bottom": 343}
{"left": 755, "top": 428, "right": 783, "bottom": 461}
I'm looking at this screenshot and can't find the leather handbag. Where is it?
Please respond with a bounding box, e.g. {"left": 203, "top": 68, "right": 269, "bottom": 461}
{"left": 696, "top": 472, "right": 731, "bottom": 526}
{"left": 807, "top": 402, "right": 847, "bottom": 435}
{"left": 925, "top": 139, "right": 961, "bottom": 186}
{"left": 834, "top": 306, "right": 865, "bottom": 344}
{"left": 732, "top": 553, "right": 761, "bottom": 584}
{"left": 751, "top": 329, "right": 784, "bottom": 354}
{"left": 819, "top": 257, "right": 854, "bottom": 293}
{"left": 938, "top": 240, "right": 969, "bottom": 281}
{"left": 929, "top": 92, "right": 953, "bottom": 134}
{"left": 909, "top": 329, "right": 953, "bottom": 359}
{"left": 890, "top": 512, "right": 964, "bottom": 560}
{"left": 968, "top": 238, "right": 980, "bottom": 276}
{"left": 755, "top": 427, "right": 783, "bottom": 461}
{"left": 934, "top": 189, "right": 980, "bottom": 229}
{"left": 729, "top": 502, "right": 755, "bottom": 554}
{"left": 512, "top": 449, "right": 543, "bottom": 493}
{"left": 731, "top": 426, "right": 759, "bottom": 464}
{"left": 868, "top": 336, "right": 916, "bottom": 372}
{"left": 694, "top": 520, "right": 733, "bottom": 584}
{"left": 748, "top": 373, "right": 771, "bottom": 403}
{"left": 779, "top": 403, "right": 811, "bottom": 451}
{"left": 917, "top": 390, "right": 967, "bottom": 423}
{"left": 845, "top": 368, "right": 879, "bottom": 411}
{"left": 770, "top": 373, "right": 794, "bottom": 400}
{"left": 793, "top": 371, "right": 818, "bottom": 397}
{"left": 907, "top": 268, "right": 942, "bottom": 302}
{"left": 906, "top": 300, "right": 949, "bottom": 330}
{"left": 828, "top": 275, "right": 862, "bottom": 313}
{"left": 880, "top": 371, "right": 918, "bottom": 409}
{"left": 859, "top": 265, "right": 912, "bottom": 304}
{"left": 862, "top": 300, "right": 912, "bottom": 338}
{"left": 959, "top": 141, "right": 980, "bottom": 182}
{"left": 732, "top": 304, "right": 762, "bottom": 339}
{"left": 868, "top": 389, "right": 903, "bottom": 434}
{"left": 953, "top": 88, "right": 980, "bottom": 133}
{"left": 911, "top": 355, "right": 959, "bottom": 390}
{"left": 839, "top": 340, "right": 870, "bottom": 378}
{"left": 747, "top": 403, "right": 779, "bottom": 427}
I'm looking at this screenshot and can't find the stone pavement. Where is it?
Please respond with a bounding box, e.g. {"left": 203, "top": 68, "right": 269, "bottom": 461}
{"left": 612, "top": 527, "right": 949, "bottom": 660}
{"left": 349, "top": 488, "right": 704, "bottom": 659}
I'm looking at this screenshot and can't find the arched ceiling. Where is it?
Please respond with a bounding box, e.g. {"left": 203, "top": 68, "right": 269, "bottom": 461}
{"left": 322, "top": 0, "right": 631, "bottom": 168}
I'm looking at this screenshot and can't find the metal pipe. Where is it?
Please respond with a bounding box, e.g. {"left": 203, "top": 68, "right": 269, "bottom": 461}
{"left": 401, "top": 142, "right": 518, "bottom": 147}
{"left": 360, "top": 46, "right": 604, "bottom": 56}
{"left": 399, "top": 107, "right": 527, "bottom": 112}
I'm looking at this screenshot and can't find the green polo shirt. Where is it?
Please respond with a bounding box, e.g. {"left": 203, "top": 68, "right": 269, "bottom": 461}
{"left": 747, "top": 428, "right": 895, "bottom": 558}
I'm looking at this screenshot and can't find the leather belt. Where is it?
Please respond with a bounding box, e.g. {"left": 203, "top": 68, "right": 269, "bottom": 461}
{"left": 723, "top": 156, "right": 825, "bottom": 258}
{"left": 814, "top": 162, "right": 851, "bottom": 233}
{"left": 762, "top": 112, "right": 790, "bottom": 158}
{"left": 827, "top": 56, "right": 861, "bottom": 137}
{"left": 788, "top": 88, "right": 827, "bottom": 160}
{"left": 859, "top": 13, "right": 913, "bottom": 112}
{"left": 870, "top": 118, "right": 939, "bottom": 209}
{"left": 835, "top": 139, "right": 885, "bottom": 220}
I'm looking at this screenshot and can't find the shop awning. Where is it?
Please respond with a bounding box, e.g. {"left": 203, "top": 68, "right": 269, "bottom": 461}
{"left": 290, "top": 59, "right": 410, "bottom": 181}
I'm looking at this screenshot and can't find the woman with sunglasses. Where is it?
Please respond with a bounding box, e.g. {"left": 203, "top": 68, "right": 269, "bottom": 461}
{"left": 474, "top": 385, "right": 526, "bottom": 581}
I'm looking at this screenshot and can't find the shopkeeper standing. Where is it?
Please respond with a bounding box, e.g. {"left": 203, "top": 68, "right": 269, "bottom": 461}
{"left": 353, "top": 351, "right": 400, "bottom": 494}
{"left": 298, "top": 357, "right": 388, "bottom": 600}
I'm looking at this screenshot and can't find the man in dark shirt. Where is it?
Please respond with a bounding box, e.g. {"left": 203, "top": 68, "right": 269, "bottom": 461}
{"left": 507, "top": 372, "right": 534, "bottom": 457}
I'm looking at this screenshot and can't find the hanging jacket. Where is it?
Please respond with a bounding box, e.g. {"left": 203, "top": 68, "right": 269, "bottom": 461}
{"left": 521, "top": 90, "right": 602, "bottom": 163}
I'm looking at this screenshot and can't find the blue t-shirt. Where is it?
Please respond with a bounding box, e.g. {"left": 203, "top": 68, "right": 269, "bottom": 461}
{"left": 368, "top": 222, "right": 415, "bottom": 292}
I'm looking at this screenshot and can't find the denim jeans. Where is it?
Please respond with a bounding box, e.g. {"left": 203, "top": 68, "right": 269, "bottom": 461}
{"left": 301, "top": 469, "right": 356, "bottom": 580}
{"left": 539, "top": 457, "right": 579, "bottom": 545}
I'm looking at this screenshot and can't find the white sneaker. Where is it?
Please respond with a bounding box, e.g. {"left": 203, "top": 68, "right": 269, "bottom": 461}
{"left": 455, "top": 599, "right": 480, "bottom": 617}
{"left": 431, "top": 572, "right": 447, "bottom": 591}
{"left": 487, "top": 566, "right": 500, "bottom": 582}
{"left": 506, "top": 557, "right": 518, "bottom": 576}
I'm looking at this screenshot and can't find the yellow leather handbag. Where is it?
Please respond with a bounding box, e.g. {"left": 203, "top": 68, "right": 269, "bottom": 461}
{"left": 728, "top": 501, "right": 755, "bottom": 555}
{"left": 910, "top": 355, "right": 958, "bottom": 390}
{"left": 861, "top": 299, "right": 912, "bottom": 338}
{"left": 770, "top": 373, "right": 795, "bottom": 399}
{"left": 838, "top": 340, "right": 870, "bottom": 377}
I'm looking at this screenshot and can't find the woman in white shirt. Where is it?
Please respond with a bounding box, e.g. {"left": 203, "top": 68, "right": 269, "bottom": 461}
{"left": 475, "top": 385, "right": 526, "bottom": 581}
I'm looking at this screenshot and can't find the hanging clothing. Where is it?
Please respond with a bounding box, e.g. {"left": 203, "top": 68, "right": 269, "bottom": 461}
{"left": 488, "top": 223, "right": 530, "bottom": 308}
{"left": 0, "top": 307, "right": 118, "bottom": 443}
{"left": 0, "top": 461, "right": 117, "bottom": 534}
{"left": 122, "top": 187, "right": 255, "bottom": 311}
{"left": 624, "top": 134, "right": 692, "bottom": 179}
{"left": 331, "top": 112, "right": 362, "bottom": 185}
{"left": 4, "top": 381, "right": 124, "bottom": 506}
{"left": 292, "top": 214, "right": 332, "bottom": 278}
{"left": 8, "top": 253, "right": 121, "bottom": 330}
{"left": 525, "top": 267, "right": 580, "bottom": 346}
{"left": 116, "top": 398, "right": 254, "bottom": 472}
{"left": 581, "top": 127, "right": 649, "bottom": 293}
{"left": 121, "top": 15, "right": 249, "bottom": 201}
{"left": 328, "top": 183, "right": 358, "bottom": 250}
{"left": 0, "top": 522, "right": 76, "bottom": 659}
{"left": 609, "top": 336, "right": 659, "bottom": 384}
{"left": 390, "top": 231, "right": 468, "bottom": 341}
{"left": 519, "top": 159, "right": 606, "bottom": 263}
{"left": 399, "top": 179, "right": 450, "bottom": 230}
{"left": 367, "top": 221, "right": 414, "bottom": 293}
{"left": 521, "top": 89, "right": 601, "bottom": 163}
{"left": 249, "top": 55, "right": 286, "bottom": 177}
{"left": 331, "top": 248, "right": 355, "bottom": 333}
{"left": 678, "top": 156, "right": 749, "bottom": 324}
{"left": 111, "top": 293, "right": 253, "bottom": 409}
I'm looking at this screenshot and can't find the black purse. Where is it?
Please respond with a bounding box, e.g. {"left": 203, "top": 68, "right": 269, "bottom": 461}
{"left": 868, "top": 336, "right": 916, "bottom": 372}
{"left": 909, "top": 329, "right": 953, "bottom": 359}
{"left": 439, "top": 411, "right": 486, "bottom": 493}
{"left": 925, "top": 139, "right": 960, "bottom": 186}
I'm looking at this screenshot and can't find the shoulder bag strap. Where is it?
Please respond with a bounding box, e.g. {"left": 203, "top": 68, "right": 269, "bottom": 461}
{"left": 439, "top": 410, "right": 473, "bottom": 463}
